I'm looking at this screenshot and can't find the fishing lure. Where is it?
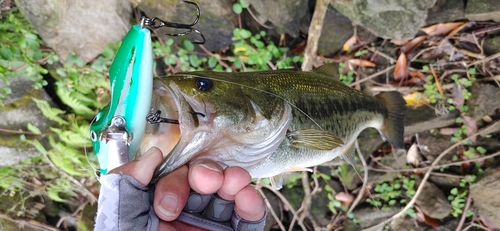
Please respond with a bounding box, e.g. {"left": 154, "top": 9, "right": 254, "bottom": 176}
{"left": 89, "top": 1, "right": 204, "bottom": 175}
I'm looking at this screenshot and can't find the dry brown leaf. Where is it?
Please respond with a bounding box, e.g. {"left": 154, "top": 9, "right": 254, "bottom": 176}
{"left": 334, "top": 192, "right": 354, "bottom": 203}
{"left": 390, "top": 38, "right": 410, "bottom": 46}
{"left": 407, "top": 143, "right": 420, "bottom": 166}
{"left": 420, "top": 22, "right": 466, "bottom": 37}
{"left": 348, "top": 59, "right": 376, "bottom": 67}
{"left": 400, "top": 35, "right": 427, "bottom": 55}
{"left": 479, "top": 214, "right": 495, "bottom": 229}
{"left": 440, "top": 127, "right": 458, "bottom": 135}
{"left": 451, "top": 84, "right": 465, "bottom": 108}
{"left": 415, "top": 205, "right": 440, "bottom": 228}
{"left": 394, "top": 53, "right": 408, "bottom": 81}
{"left": 404, "top": 92, "right": 430, "bottom": 107}
{"left": 462, "top": 116, "right": 478, "bottom": 142}
{"left": 343, "top": 34, "right": 358, "bottom": 51}
{"left": 430, "top": 66, "right": 443, "bottom": 96}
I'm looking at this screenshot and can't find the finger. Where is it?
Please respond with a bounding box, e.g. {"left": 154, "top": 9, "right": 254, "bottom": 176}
{"left": 217, "top": 166, "right": 252, "bottom": 201}
{"left": 154, "top": 165, "right": 189, "bottom": 221}
{"left": 188, "top": 159, "right": 223, "bottom": 194}
{"left": 108, "top": 147, "right": 163, "bottom": 186}
{"left": 234, "top": 185, "right": 266, "bottom": 221}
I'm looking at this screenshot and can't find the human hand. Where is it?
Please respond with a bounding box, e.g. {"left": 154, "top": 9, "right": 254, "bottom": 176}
{"left": 97, "top": 147, "right": 267, "bottom": 231}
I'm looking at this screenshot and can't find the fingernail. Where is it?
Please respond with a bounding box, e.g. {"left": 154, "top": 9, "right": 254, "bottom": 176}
{"left": 198, "top": 161, "right": 222, "bottom": 173}
{"left": 158, "top": 194, "right": 178, "bottom": 217}
{"left": 138, "top": 147, "right": 158, "bottom": 160}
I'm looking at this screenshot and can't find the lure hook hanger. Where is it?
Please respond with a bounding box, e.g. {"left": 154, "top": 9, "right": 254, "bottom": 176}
{"left": 140, "top": 1, "right": 206, "bottom": 44}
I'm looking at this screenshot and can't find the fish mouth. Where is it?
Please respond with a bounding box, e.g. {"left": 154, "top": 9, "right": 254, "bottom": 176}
{"left": 140, "top": 79, "right": 213, "bottom": 163}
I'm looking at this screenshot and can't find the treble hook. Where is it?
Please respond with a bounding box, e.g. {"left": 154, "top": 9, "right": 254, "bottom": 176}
{"left": 140, "top": 1, "right": 206, "bottom": 44}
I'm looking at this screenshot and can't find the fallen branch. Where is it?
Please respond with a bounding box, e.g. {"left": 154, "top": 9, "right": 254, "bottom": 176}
{"left": 0, "top": 212, "right": 59, "bottom": 231}
{"left": 347, "top": 140, "right": 369, "bottom": 215}
{"left": 362, "top": 120, "right": 500, "bottom": 231}
{"left": 301, "top": 0, "right": 330, "bottom": 71}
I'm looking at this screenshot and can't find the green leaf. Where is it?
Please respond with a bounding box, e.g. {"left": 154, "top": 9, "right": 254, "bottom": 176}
{"left": 32, "top": 98, "right": 68, "bottom": 125}
{"left": 27, "top": 123, "right": 42, "bottom": 135}
{"left": 0, "top": 46, "right": 12, "bottom": 60}
{"left": 208, "top": 56, "right": 217, "bottom": 68}
{"left": 233, "top": 3, "right": 242, "bottom": 14}
{"left": 183, "top": 40, "right": 195, "bottom": 51}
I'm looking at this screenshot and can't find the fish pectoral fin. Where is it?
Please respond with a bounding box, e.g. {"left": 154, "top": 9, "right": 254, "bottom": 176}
{"left": 288, "top": 129, "right": 344, "bottom": 150}
{"left": 341, "top": 141, "right": 356, "bottom": 166}
{"left": 269, "top": 174, "right": 284, "bottom": 190}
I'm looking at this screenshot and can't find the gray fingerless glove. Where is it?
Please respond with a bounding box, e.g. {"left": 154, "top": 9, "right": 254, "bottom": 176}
{"left": 95, "top": 174, "right": 159, "bottom": 231}
{"left": 177, "top": 191, "right": 268, "bottom": 231}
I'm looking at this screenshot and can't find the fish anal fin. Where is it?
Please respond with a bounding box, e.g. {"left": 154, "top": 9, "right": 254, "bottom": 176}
{"left": 285, "top": 166, "right": 313, "bottom": 173}
{"left": 341, "top": 141, "right": 356, "bottom": 166}
{"left": 375, "top": 91, "right": 407, "bottom": 149}
{"left": 288, "top": 129, "right": 344, "bottom": 150}
{"left": 269, "top": 174, "right": 284, "bottom": 190}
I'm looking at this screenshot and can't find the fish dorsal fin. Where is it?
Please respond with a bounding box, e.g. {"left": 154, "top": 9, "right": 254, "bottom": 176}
{"left": 288, "top": 129, "right": 344, "bottom": 150}
{"left": 341, "top": 141, "right": 356, "bottom": 166}
{"left": 313, "top": 63, "right": 339, "bottom": 77}
{"left": 269, "top": 174, "right": 284, "bottom": 189}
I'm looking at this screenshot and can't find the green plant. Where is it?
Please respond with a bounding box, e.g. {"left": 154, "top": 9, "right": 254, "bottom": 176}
{"left": 338, "top": 62, "right": 355, "bottom": 85}
{"left": 232, "top": 0, "right": 250, "bottom": 14}
{"left": 231, "top": 28, "right": 302, "bottom": 71}
{"left": 0, "top": 9, "right": 53, "bottom": 106}
{"left": 366, "top": 174, "right": 417, "bottom": 217}
{"left": 448, "top": 176, "right": 475, "bottom": 217}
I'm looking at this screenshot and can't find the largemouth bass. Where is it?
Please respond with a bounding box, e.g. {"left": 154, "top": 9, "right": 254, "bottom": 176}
{"left": 143, "top": 65, "right": 406, "bottom": 188}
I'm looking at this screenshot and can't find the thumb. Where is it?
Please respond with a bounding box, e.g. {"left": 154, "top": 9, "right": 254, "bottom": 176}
{"left": 108, "top": 147, "right": 163, "bottom": 185}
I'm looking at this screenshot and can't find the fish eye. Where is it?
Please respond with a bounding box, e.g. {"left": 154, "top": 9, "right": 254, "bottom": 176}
{"left": 90, "top": 130, "right": 98, "bottom": 142}
{"left": 195, "top": 78, "right": 213, "bottom": 91}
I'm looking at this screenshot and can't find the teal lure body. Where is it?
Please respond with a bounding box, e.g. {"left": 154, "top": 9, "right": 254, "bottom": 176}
{"left": 90, "top": 25, "right": 153, "bottom": 175}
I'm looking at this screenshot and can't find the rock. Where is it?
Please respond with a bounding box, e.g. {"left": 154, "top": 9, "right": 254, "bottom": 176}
{"left": 483, "top": 36, "right": 500, "bottom": 56}
{"left": 317, "top": 6, "right": 354, "bottom": 56}
{"left": 470, "top": 167, "right": 500, "bottom": 229}
{"left": 0, "top": 77, "right": 54, "bottom": 166}
{"left": 467, "top": 83, "right": 500, "bottom": 121}
{"left": 417, "top": 131, "right": 457, "bottom": 163}
{"left": 331, "top": 0, "right": 437, "bottom": 39}
{"left": 131, "top": 0, "right": 237, "bottom": 52}
{"left": 415, "top": 180, "right": 451, "bottom": 219}
{"left": 465, "top": 0, "right": 500, "bottom": 21}
{"left": 353, "top": 206, "right": 400, "bottom": 228}
{"left": 404, "top": 105, "right": 460, "bottom": 135}
{"left": 427, "top": 0, "right": 465, "bottom": 24}
{"left": 248, "top": 0, "right": 308, "bottom": 38}
{"left": 15, "top": 0, "right": 132, "bottom": 63}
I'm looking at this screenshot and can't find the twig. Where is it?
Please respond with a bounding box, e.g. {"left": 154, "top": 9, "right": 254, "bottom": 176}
{"left": 347, "top": 140, "right": 369, "bottom": 215}
{"left": 362, "top": 120, "right": 500, "bottom": 231}
{"left": 349, "top": 65, "right": 395, "bottom": 87}
{"left": 0, "top": 127, "right": 48, "bottom": 136}
{"left": 301, "top": 0, "right": 330, "bottom": 71}
{"left": 257, "top": 188, "right": 287, "bottom": 231}
{"left": 297, "top": 173, "right": 319, "bottom": 230}
{"left": 198, "top": 44, "right": 232, "bottom": 70}
{"left": 368, "top": 150, "right": 500, "bottom": 174}
{"left": 0, "top": 212, "right": 60, "bottom": 231}
{"left": 455, "top": 193, "right": 472, "bottom": 231}
{"left": 261, "top": 184, "right": 307, "bottom": 231}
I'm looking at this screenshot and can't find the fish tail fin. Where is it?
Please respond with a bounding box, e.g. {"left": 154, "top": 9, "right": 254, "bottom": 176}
{"left": 375, "top": 91, "right": 407, "bottom": 149}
